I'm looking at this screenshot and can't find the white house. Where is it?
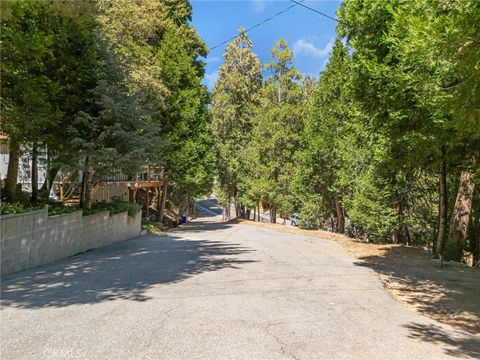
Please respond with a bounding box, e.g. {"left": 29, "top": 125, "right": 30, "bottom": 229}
{"left": 0, "top": 135, "right": 47, "bottom": 192}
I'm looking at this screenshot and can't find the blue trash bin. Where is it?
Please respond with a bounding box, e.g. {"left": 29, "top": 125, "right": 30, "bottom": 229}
{"left": 181, "top": 215, "right": 187, "bottom": 224}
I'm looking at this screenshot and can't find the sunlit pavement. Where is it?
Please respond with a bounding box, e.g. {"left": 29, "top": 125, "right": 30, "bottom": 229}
{"left": 1, "top": 199, "right": 479, "bottom": 359}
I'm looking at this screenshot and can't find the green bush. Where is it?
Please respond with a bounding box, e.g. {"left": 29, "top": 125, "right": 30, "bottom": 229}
{"left": 1, "top": 199, "right": 140, "bottom": 217}
{"left": 0, "top": 202, "right": 43, "bottom": 215}
{"left": 83, "top": 200, "right": 141, "bottom": 217}
{"left": 141, "top": 218, "right": 162, "bottom": 234}
{"left": 0, "top": 201, "right": 80, "bottom": 216}
{"left": 299, "top": 201, "right": 323, "bottom": 230}
{"left": 48, "top": 204, "right": 79, "bottom": 216}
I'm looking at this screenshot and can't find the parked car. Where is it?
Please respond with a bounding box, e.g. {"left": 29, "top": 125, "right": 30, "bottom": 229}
{"left": 290, "top": 213, "right": 301, "bottom": 226}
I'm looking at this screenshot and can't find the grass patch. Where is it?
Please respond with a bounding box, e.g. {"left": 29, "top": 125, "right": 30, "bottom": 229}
{"left": 141, "top": 217, "right": 162, "bottom": 234}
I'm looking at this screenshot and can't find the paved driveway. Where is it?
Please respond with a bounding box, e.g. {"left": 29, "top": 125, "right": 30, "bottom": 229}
{"left": 1, "top": 217, "right": 479, "bottom": 359}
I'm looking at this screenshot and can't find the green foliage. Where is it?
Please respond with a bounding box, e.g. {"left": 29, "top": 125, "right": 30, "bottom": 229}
{"left": 298, "top": 200, "right": 323, "bottom": 230}
{"left": 47, "top": 204, "right": 79, "bottom": 216}
{"left": 0, "top": 200, "right": 78, "bottom": 216}
{"left": 0, "top": 202, "right": 43, "bottom": 215}
{"left": 295, "top": 39, "right": 351, "bottom": 229}
{"left": 1, "top": 1, "right": 63, "bottom": 145}
{"left": 154, "top": 26, "right": 214, "bottom": 199}
{"left": 83, "top": 200, "right": 141, "bottom": 217}
{"left": 247, "top": 39, "right": 307, "bottom": 217}
{"left": 211, "top": 30, "right": 262, "bottom": 209}
{"left": 345, "top": 168, "right": 398, "bottom": 242}
{"left": 292, "top": 0, "right": 478, "bottom": 247}
{"left": 0, "top": 198, "right": 139, "bottom": 217}
{"left": 2, "top": 0, "right": 478, "bottom": 257}
{"left": 141, "top": 218, "right": 162, "bottom": 234}
{"left": 1, "top": 0, "right": 214, "bottom": 210}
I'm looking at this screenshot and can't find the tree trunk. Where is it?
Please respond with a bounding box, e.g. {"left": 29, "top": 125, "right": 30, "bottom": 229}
{"left": 190, "top": 197, "right": 196, "bottom": 217}
{"left": 335, "top": 195, "right": 345, "bottom": 234}
{"left": 396, "top": 202, "right": 406, "bottom": 244}
{"left": 471, "top": 191, "right": 480, "bottom": 267}
{"left": 158, "top": 182, "right": 167, "bottom": 222}
{"left": 472, "top": 229, "right": 480, "bottom": 267}
{"left": 253, "top": 206, "right": 256, "bottom": 222}
{"left": 40, "top": 166, "right": 60, "bottom": 201}
{"left": 80, "top": 156, "right": 92, "bottom": 209}
{"left": 257, "top": 200, "right": 260, "bottom": 221}
{"left": 444, "top": 171, "right": 475, "bottom": 262}
{"left": 271, "top": 204, "right": 276, "bottom": 223}
{"left": 4, "top": 138, "right": 20, "bottom": 202}
{"left": 80, "top": 171, "right": 87, "bottom": 207}
{"left": 435, "top": 155, "right": 448, "bottom": 259}
{"left": 31, "top": 143, "right": 38, "bottom": 202}
{"left": 145, "top": 189, "right": 150, "bottom": 216}
{"left": 84, "top": 170, "right": 93, "bottom": 209}
{"left": 157, "top": 183, "right": 166, "bottom": 222}
{"left": 129, "top": 188, "right": 137, "bottom": 203}
{"left": 235, "top": 201, "right": 242, "bottom": 219}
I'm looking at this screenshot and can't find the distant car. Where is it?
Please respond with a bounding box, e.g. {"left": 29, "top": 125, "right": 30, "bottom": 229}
{"left": 290, "top": 213, "right": 301, "bottom": 226}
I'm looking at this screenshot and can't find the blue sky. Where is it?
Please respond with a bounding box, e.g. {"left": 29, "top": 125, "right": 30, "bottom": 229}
{"left": 190, "top": 0, "right": 342, "bottom": 89}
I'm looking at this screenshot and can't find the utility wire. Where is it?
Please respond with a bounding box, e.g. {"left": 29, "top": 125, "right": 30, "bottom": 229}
{"left": 208, "top": 0, "right": 341, "bottom": 53}
{"left": 209, "top": 0, "right": 305, "bottom": 51}
{"left": 290, "top": 0, "right": 342, "bottom": 24}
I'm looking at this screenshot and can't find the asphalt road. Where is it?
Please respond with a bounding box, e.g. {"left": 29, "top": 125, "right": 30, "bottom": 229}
{"left": 1, "top": 202, "right": 479, "bottom": 359}
{"left": 195, "top": 198, "right": 278, "bottom": 224}
{"left": 195, "top": 198, "right": 224, "bottom": 218}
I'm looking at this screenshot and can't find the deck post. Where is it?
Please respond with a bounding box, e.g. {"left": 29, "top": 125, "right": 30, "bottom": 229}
{"left": 145, "top": 188, "right": 150, "bottom": 216}
{"left": 157, "top": 187, "right": 161, "bottom": 221}
{"left": 159, "top": 181, "right": 168, "bottom": 223}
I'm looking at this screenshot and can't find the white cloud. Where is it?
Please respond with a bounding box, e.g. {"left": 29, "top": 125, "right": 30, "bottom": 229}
{"left": 206, "top": 56, "right": 220, "bottom": 64}
{"left": 204, "top": 70, "right": 219, "bottom": 90}
{"left": 251, "top": 0, "right": 269, "bottom": 13}
{"left": 293, "top": 37, "right": 335, "bottom": 59}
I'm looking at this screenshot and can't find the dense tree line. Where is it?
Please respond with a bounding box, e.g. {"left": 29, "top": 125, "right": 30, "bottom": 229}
{"left": 2, "top": 0, "right": 478, "bottom": 265}
{"left": 1, "top": 0, "right": 214, "bottom": 209}
{"left": 211, "top": 0, "right": 479, "bottom": 265}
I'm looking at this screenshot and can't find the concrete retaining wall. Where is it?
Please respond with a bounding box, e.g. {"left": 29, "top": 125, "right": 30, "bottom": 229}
{"left": 0, "top": 207, "right": 141, "bottom": 275}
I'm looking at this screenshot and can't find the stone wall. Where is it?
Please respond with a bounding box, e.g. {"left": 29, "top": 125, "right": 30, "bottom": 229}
{"left": 0, "top": 207, "right": 141, "bottom": 275}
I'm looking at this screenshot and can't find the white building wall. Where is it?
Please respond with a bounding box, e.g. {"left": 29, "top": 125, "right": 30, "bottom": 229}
{"left": 0, "top": 139, "right": 47, "bottom": 191}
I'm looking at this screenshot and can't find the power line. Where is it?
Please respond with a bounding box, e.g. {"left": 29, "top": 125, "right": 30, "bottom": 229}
{"left": 290, "top": 0, "right": 342, "bottom": 24}
{"left": 209, "top": 0, "right": 305, "bottom": 52}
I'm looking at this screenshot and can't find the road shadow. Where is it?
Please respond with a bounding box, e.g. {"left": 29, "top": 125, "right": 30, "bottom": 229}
{"left": 353, "top": 246, "right": 480, "bottom": 336}
{"left": 1, "top": 230, "right": 256, "bottom": 309}
{"left": 176, "top": 219, "right": 239, "bottom": 233}
{"left": 195, "top": 198, "right": 223, "bottom": 218}
{"left": 403, "top": 322, "right": 480, "bottom": 359}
